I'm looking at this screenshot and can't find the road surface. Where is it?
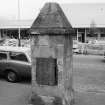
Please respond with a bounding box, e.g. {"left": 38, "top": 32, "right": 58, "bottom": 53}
{"left": 73, "top": 55, "right": 105, "bottom": 105}
{"left": 0, "top": 79, "right": 31, "bottom": 105}
{"left": 73, "top": 55, "right": 105, "bottom": 92}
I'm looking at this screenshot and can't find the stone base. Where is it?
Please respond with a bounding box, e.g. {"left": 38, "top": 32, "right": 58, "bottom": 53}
{"left": 28, "top": 91, "right": 75, "bottom": 105}
{"left": 29, "top": 92, "right": 63, "bottom": 105}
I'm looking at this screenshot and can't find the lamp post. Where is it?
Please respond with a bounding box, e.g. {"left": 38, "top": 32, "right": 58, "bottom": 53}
{"left": 18, "top": 0, "right": 21, "bottom": 46}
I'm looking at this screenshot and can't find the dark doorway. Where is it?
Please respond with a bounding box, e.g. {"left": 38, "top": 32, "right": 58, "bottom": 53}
{"left": 82, "top": 33, "right": 85, "bottom": 43}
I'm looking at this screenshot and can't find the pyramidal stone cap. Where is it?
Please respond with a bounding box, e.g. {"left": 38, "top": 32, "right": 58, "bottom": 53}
{"left": 30, "top": 2, "right": 74, "bottom": 35}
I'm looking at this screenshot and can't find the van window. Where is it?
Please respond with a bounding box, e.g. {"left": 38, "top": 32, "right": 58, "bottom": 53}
{"left": 10, "top": 52, "right": 28, "bottom": 62}
{"left": 0, "top": 53, "right": 7, "bottom": 60}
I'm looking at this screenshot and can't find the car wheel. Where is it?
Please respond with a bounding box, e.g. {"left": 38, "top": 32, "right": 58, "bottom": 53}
{"left": 6, "top": 71, "right": 18, "bottom": 83}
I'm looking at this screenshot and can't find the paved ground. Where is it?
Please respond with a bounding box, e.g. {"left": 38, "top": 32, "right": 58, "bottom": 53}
{"left": 0, "top": 55, "right": 105, "bottom": 105}
{"left": 73, "top": 55, "right": 105, "bottom": 105}
{"left": 0, "top": 79, "right": 31, "bottom": 105}
{"left": 73, "top": 55, "right": 105, "bottom": 92}
{"left": 74, "top": 91, "right": 105, "bottom": 105}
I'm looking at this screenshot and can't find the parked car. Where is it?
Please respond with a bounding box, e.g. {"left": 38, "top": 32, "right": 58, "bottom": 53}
{"left": 104, "top": 52, "right": 105, "bottom": 58}
{"left": 73, "top": 48, "right": 80, "bottom": 54}
{"left": 0, "top": 46, "right": 31, "bottom": 82}
{"left": 73, "top": 40, "right": 80, "bottom": 54}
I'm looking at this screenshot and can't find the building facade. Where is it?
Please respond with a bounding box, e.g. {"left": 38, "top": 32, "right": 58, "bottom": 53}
{"left": 0, "top": 20, "right": 105, "bottom": 43}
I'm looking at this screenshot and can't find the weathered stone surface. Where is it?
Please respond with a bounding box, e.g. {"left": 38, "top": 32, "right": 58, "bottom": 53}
{"left": 29, "top": 94, "right": 45, "bottom": 105}
{"left": 29, "top": 92, "right": 63, "bottom": 105}
{"left": 30, "top": 2, "right": 74, "bottom": 105}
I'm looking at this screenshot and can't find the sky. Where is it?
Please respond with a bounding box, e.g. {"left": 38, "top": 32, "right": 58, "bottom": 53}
{"left": 0, "top": 0, "right": 105, "bottom": 26}
{"left": 62, "top": 3, "right": 105, "bottom": 27}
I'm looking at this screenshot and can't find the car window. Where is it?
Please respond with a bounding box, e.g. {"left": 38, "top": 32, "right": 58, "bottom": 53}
{"left": 10, "top": 52, "right": 28, "bottom": 62}
{"left": 0, "top": 52, "right": 7, "bottom": 60}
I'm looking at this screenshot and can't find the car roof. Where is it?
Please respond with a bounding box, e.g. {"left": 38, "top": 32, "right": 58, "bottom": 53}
{"left": 0, "top": 46, "right": 30, "bottom": 53}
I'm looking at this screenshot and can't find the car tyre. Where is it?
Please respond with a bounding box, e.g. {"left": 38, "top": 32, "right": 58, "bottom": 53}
{"left": 6, "top": 71, "right": 18, "bottom": 83}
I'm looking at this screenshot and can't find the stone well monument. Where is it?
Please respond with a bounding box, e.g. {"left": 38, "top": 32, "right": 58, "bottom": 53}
{"left": 30, "top": 2, "right": 74, "bottom": 105}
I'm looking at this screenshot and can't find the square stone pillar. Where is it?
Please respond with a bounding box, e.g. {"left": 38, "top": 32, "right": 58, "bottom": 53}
{"left": 30, "top": 34, "right": 74, "bottom": 105}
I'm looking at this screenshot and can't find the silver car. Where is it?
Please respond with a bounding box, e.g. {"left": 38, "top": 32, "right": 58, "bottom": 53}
{"left": 0, "top": 46, "right": 31, "bottom": 82}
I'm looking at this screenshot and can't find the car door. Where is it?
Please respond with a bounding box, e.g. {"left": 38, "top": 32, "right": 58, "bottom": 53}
{"left": 8, "top": 51, "right": 31, "bottom": 77}
{"left": 0, "top": 52, "right": 8, "bottom": 74}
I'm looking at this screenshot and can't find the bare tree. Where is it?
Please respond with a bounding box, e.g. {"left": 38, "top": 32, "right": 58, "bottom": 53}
{"left": 89, "top": 20, "right": 97, "bottom": 37}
